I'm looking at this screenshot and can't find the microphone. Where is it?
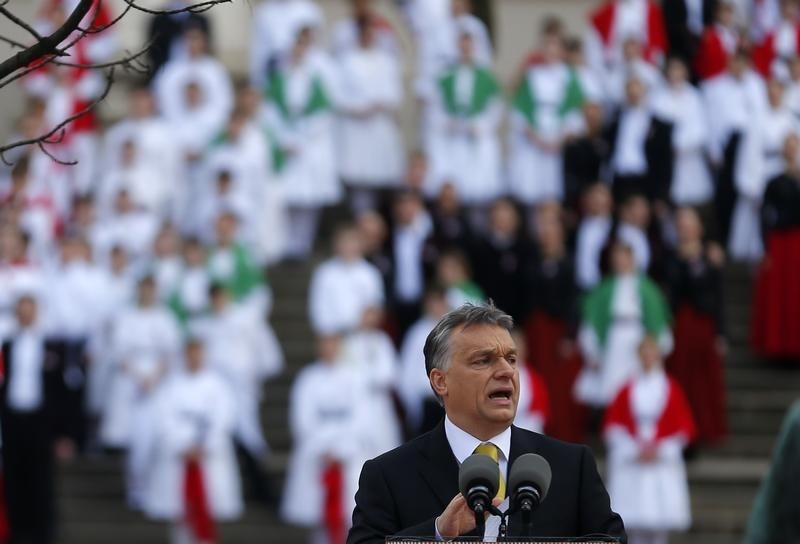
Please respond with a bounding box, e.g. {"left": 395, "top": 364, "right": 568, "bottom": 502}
{"left": 508, "top": 453, "right": 552, "bottom": 526}
{"left": 458, "top": 454, "right": 500, "bottom": 526}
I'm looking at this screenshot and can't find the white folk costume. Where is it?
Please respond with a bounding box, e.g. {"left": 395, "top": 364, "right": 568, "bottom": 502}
{"left": 331, "top": 15, "right": 399, "bottom": 59}
{"left": 398, "top": 315, "right": 439, "bottom": 434}
{"left": 101, "top": 114, "right": 182, "bottom": 219}
{"left": 603, "top": 369, "right": 696, "bottom": 538}
{"left": 603, "top": 57, "right": 663, "bottom": 107}
{"left": 336, "top": 42, "right": 404, "bottom": 189}
{"left": 576, "top": 215, "right": 613, "bottom": 290}
{"left": 730, "top": 102, "right": 800, "bottom": 261}
{"left": 100, "top": 303, "right": 181, "bottom": 448}
{"left": 263, "top": 46, "right": 341, "bottom": 258}
{"left": 154, "top": 53, "right": 234, "bottom": 161}
{"left": 249, "top": 0, "right": 323, "bottom": 87}
{"left": 189, "top": 304, "right": 283, "bottom": 457}
{"left": 702, "top": 69, "right": 767, "bottom": 164}
{"left": 651, "top": 83, "right": 714, "bottom": 206}
{"left": 587, "top": 0, "right": 668, "bottom": 74}
{"left": 694, "top": 22, "right": 741, "bottom": 82}
{"left": 514, "top": 365, "right": 551, "bottom": 435}
{"left": 508, "top": 62, "right": 585, "bottom": 205}
{"left": 341, "top": 329, "right": 402, "bottom": 457}
{"left": 427, "top": 60, "right": 503, "bottom": 205}
{"left": 281, "top": 360, "right": 371, "bottom": 531}
{"left": 575, "top": 274, "right": 672, "bottom": 408}
{"left": 207, "top": 241, "right": 270, "bottom": 318}
{"left": 168, "top": 264, "right": 211, "bottom": 327}
{"left": 97, "top": 155, "right": 171, "bottom": 220}
{"left": 308, "top": 257, "right": 385, "bottom": 335}
{"left": 143, "top": 367, "right": 243, "bottom": 524}
{"left": 93, "top": 208, "right": 160, "bottom": 267}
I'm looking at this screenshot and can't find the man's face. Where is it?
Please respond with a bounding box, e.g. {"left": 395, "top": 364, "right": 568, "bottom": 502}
{"left": 431, "top": 324, "right": 519, "bottom": 440}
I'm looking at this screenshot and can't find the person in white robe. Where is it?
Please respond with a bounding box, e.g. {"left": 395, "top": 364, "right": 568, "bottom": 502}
{"left": 86, "top": 244, "right": 135, "bottom": 421}
{"left": 144, "top": 338, "right": 243, "bottom": 544}
{"left": 427, "top": 27, "right": 503, "bottom": 211}
{"left": 336, "top": 20, "right": 405, "bottom": 211}
{"left": 575, "top": 184, "right": 614, "bottom": 290}
{"left": 199, "top": 110, "right": 276, "bottom": 262}
{"left": 93, "top": 189, "right": 160, "bottom": 268}
{"left": 330, "top": 0, "right": 400, "bottom": 59}
{"left": 263, "top": 24, "right": 342, "bottom": 259}
{"left": 650, "top": 57, "right": 714, "bottom": 207}
{"left": 398, "top": 286, "right": 450, "bottom": 437}
{"left": 508, "top": 32, "right": 585, "bottom": 206}
{"left": 702, "top": 51, "right": 768, "bottom": 165}
{"left": 168, "top": 238, "right": 211, "bottom": 326}
{"left": 575, "top": 241, "right": 673, "bottom": 409}
{"left": 97, "top": 138, "right": 171, "bottom": 219}
{"left": 730, "top": 78, "right": 800, "bottom": 260}
{"left": 308, "top": 225, "right": 385, "bottom": 335}
{"left": 604, "top": 337, "right": 696, "bottom": 544}
{"left": 154, "top": 26, "right": 233, "bottom": 130}
{"left": 188, "top": 284, "right": 283, "bottom": 463}
{"left": 0, "top": 226, "right": 46, "bottom": 345}
{"left": 152, "top": 225, "right": 184, "bottom": 304}
{"left": 340, "top": 305, "right": 402, "bottom": 457}
{"left": 249, "top": 0, "right": 323, "bottom": 88}
{"left": 207, "top": 211, "right": 271, "bottom": 319}
{"left": 100, "top": 276, "right": 182, "bottom": 507}
{"left": 154, "top": 27, "right": 233, "bottom": 169}
{"left": 603, "top": 37, "right": 664, "bottom": 108}
{"left": 101, "top": 87, "right": 183, "bottom": 220}
{"left": 281, "top": 334, "right": 372, "bottom": 541}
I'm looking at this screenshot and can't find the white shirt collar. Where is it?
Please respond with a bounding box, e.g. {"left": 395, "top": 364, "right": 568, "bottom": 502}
{"left": 444, "top": 415, "right": 512, "bottom": 466}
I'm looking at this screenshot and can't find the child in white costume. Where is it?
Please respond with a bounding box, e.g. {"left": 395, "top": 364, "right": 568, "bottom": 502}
{"left": 144, "top": 338, "right": 243, "bottom": 544}
{"left": 282, "top": 335, "right": 372, "bottom": 543}
{"left": 604, "top": 336, "right": 696, "bottom": 544}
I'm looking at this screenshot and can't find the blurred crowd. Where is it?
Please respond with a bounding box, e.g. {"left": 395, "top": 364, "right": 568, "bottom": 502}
{"left": 2, "top": 0, "right": 800, "bottom": 543}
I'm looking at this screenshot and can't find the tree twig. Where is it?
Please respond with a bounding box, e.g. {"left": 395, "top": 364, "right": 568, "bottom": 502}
{"left": 0, "top": 6, "right": 42, "bottom": 42}
{"left": 0, "top": 67, "right": 115, "bottom": 165}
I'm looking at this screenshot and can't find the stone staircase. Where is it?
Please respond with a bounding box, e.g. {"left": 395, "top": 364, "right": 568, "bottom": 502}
{"left": 55, "top": 261, "right": 800, "bottom": 544}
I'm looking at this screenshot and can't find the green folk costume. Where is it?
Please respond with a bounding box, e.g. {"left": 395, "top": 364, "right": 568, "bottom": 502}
{"left": 511, "top": 65, "right": 584, "bottom": 129}
{"left": 744, "top": 401, "right": 800, "bottom": 544}
{"left": 583, "top": 274, "right": 671, "bottom": 347}
{"left": 437, "top": 65, "right": 500, "bottom": 117}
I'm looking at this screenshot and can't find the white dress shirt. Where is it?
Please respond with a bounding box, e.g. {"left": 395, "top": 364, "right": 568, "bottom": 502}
{"left": 7, "top": 329, "right": 45, "bottom": 412}
{"left": 441, "top": 416, "right": 512, "bottom": 540}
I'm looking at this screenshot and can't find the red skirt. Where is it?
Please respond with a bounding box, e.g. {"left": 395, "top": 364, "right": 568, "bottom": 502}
{"left": 323, "top": 462, "right": 346, "bottom": 544}
{"left": 524, "top": 312, "right": 587, "bottom": 443}
{"left": 752, "top": 229, "right": 800, "bottom": 359}
{"left": 666, "top": 305, "right": 728, "bottom": 444}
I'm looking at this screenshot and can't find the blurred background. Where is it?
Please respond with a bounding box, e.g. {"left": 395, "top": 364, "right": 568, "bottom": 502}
{"left": 1, "top": 1, "right": 799, "bottom": 544}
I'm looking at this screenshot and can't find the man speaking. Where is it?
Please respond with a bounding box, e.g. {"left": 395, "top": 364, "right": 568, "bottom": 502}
{"left": 348, "top": 303, "right": 626, "bottom": 542}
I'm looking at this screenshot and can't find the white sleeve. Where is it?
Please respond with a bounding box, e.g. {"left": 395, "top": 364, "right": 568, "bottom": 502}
{"left": 604, "top": 425, "right": 641, "bottom": 463}
{"left": 308, "top": 266, "right": 336, "bottom": 334}
{"left": 655, "top": 435, "right": 688, "bottom": 461}
{"left": 673, "top": 93, "right": 709, "bottom": 153}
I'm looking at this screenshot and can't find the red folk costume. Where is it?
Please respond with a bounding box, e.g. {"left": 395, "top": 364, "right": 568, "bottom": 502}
{"left": 752, "top": 20, "right": 800, "bottom": 77}
{"left": 752, "top": 172, "right": 800, "bottom": 359}
{"left": 664, "top": 250, "right": 728, "bottom": 443}
{"left": 589, "top": 0, "right": 668, "bottom": 67}
{"left": 694, "top": 24, "right": 740, "bottom": 81}
{"left": 515, "top": 364, "right": 551, "bottom": 435}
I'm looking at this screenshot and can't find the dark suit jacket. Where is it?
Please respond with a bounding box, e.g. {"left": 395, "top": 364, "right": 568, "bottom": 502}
{"left": 348, "top": 422, "right": 626, "bottom": 543}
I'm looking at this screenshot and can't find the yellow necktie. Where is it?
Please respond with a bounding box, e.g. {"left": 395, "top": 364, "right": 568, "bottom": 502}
{"left": 473, "top": 442, "right": 506, "bottom": 500}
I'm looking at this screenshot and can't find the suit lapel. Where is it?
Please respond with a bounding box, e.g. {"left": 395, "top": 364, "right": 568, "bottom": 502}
{"left": 417, "top": 421, "right": 460, "bottom": 508}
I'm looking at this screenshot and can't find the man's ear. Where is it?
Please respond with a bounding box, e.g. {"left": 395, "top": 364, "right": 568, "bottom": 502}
{"left": 429, "top": 368, "right": 447, "bottom": 399}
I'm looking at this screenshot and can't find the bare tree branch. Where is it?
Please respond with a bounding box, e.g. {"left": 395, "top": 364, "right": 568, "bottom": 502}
{"left": 121, "top": 0, "right": 231, "bottom": 16}
{"left": 0, "top": 0, "right": 93, "bottom": 81}
{"left": 0, "top": 67, "right": 115, "bottom": 165}
{"left": 0, "top": 35, "right": 27, "bottom": 50}
{"left": 0, "top": 6, "right": 42, "bottom": 42}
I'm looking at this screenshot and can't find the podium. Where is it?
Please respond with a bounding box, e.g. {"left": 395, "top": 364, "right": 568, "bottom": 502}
{"left": 387, "top": 538, "right": 620, "bottom": 543}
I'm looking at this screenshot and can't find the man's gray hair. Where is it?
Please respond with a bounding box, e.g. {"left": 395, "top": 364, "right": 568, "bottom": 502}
{"left": 423, "top": 302, "right": 514, "bottom": 378}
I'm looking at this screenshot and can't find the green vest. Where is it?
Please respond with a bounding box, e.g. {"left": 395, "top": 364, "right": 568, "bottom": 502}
{"left": 511, "top": 65, "right": 584, "bottom": 128}
{"left": 264, "top": 70, "right": 331, "bottom": 123}
{"left": 438, "top": 65, "right": 500, "bottom": 117}
{"left": 583, "top": 275, "right": 670, "bottom": 347}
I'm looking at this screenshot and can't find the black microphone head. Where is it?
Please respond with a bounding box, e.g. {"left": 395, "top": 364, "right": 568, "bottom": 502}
{"left": 458, "top": 453, "right": 500, "bottom": 499}
{"left": 508, "top": 453, "right": 552, "bottom": 501}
